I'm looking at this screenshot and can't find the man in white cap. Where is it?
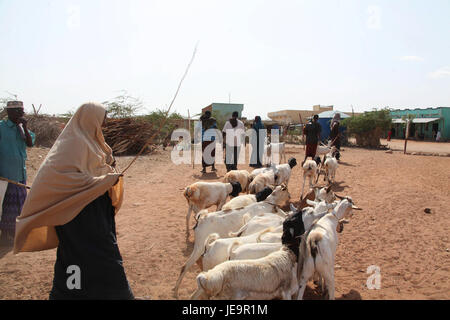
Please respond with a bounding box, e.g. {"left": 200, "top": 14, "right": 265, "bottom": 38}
{"left": 0, "top": 101, "right": 35, "bottom": 246}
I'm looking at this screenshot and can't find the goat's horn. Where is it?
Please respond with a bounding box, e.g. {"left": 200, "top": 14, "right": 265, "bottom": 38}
{"left": 352, "top": 205, "right": 362, "bottom": 210}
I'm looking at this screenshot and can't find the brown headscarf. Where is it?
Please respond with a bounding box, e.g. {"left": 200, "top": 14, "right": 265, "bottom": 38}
{"left": 14, "top": 103, "right": 122, "bottom": 254}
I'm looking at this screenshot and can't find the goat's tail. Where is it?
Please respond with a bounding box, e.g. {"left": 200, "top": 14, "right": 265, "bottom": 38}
{"left": 256, "top": 227, "right": 273, "bottom": 242}
{"left": 227, "top": 241, "right": 241, "bottom": 260}
{"left": 229, "top": 213, "right": 252, "bottom": 237}
{"left": 308, "top": 232, "right": 323, "bottom": 267}
{"left": 184, "top": 185, "right": 196, "bottom": 200}
{"left": 203, "top": 233, "right": 220, "bottom": 252}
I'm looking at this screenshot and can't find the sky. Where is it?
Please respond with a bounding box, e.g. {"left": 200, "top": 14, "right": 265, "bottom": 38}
{"left": 0, "top": 0, "right": 449, "bottom": 120}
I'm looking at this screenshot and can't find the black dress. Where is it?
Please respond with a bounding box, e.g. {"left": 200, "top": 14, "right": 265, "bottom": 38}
{"left": 49, "top": 192, "right": 134, "bottom": 300}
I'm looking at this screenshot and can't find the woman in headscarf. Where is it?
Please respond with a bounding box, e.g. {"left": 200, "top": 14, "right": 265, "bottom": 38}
{"left": 14, "top": 102, "right": 134, "bottom": 300}
{"left": 250, "top": 116, "right": 265, "bottom": 168}
{"left": 329, "top": 113, "right": 341, "bottom": 160}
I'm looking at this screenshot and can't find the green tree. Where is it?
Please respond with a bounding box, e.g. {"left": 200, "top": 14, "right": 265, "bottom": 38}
{"left": 102, "top": 91, "right": 143, "bottom": 118}
{"left": 342, "top": 109, "right": 392, "bottom": 147}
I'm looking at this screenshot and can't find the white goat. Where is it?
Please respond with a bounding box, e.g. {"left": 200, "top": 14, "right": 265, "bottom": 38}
{"left": 229, "top": 213, "right": 284, "bottom": 237}
{"left": 274, "top": 158, "right": 297, "bottom": 186}
{"left": 174, "top": 185, "right": 290, "bottom": 298}
{"left": 229, "top": 242, "right": 283, "bottom": 261}
{"left": 190, "top": 214, "right": 305, "bottom": 300}
{"left": 221, "top": 187, "right": 273, "bottom": 211}
{"left": 264, "top": 142, "right": 286, "bottom": 165}
{"left": 223, "top": 170, "right": 251, "bottom": 194}
{"left": 323, "top": 148, "right": 338, "bottom": 184}
{"left": 184, "top": 181, "right": 242, "bottom": 235}
{"left": 296, "top": 197, "right": 362, "bottom": 300}
{"left": 249, "top": 165, "right": 277, "bottom": 182}
{"left": 248, "top": 171, "right": 277, "bottom": 194}
{"left": 300, "top": 160, "right": 319, "bottom": 200}
{"left": 201, "top": 228, "right": 281, "bottom": 272}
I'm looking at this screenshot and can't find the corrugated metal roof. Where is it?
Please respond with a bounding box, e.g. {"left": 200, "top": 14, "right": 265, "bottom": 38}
{"left": 392, "top": 117, "right": 440, "bottom": 124}
{"left": 317, "top": 110, "right": 351, "bottom": 119}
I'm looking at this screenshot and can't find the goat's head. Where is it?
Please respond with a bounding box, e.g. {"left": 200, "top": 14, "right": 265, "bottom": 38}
{"left": 229, "top": 181, "right": 242, "bottom": 197}
{"left": 335, "top": 194, "right": 362, "bottom": 219}
{"left": 314, "top": 185, "right": 336, "bottom": 203}
{"left": 268, "top": 184, "right": 290, "bottom": 205}
{"left": 282, "top": 207, "right": 306, "bottom": 258}
{"left": 255, "top": 186, "right": 273, "bottom": 202}
{"left": 288, "top": 157, "right": 297, "bottom": 169}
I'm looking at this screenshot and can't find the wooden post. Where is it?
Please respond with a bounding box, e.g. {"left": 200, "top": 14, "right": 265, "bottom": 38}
{"left": 404, "top": 119, "right": 410, "bottom": 154}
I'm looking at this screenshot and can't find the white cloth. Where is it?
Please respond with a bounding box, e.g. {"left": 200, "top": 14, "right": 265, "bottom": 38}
{"left": 0, "top": 180, "right": 8, "bottom": 221}
{"left": 223, "top": 120, "right": 245, "bottom": 146}
{"left": 436, "top": 131, "right": 441, "bottom": 142}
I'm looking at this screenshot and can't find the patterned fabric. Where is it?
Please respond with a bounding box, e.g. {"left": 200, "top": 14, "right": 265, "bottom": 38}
{"left": 305, "top": 143, "right": 318, "bottom": 158}
{"left": 0, "top": 181, "right": 27, "bottom": 233}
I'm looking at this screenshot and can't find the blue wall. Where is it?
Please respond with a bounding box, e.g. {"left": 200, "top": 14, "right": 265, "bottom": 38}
{"left": 318, "top": 118, "right": 346, "bottom": 141}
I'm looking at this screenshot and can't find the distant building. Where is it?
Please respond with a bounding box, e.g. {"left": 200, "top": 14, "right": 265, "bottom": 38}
{"left": 202, "top": 103, "right": 244, "bottom": 119}
{"left": 267, "top": 105, "right": 334, "bottom": 124}
{"left": 389, "top": 107, "right": 450, "bottom": 140}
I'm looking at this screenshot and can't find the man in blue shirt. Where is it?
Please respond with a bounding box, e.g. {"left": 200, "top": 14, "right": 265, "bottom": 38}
{"left": 0, "top": 101, "right": 35, "bottom": 246}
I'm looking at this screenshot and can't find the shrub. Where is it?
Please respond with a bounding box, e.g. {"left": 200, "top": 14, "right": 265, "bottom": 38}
{"left": 342, "top": 109, "right": 392, "bottom": 147}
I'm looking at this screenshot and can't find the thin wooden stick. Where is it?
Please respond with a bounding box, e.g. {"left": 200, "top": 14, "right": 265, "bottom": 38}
{"left": 0, "top": 177, "right": 31, "bottom": 189}
{"left": 121, "top": 44, "right": 198, "bottom": 174}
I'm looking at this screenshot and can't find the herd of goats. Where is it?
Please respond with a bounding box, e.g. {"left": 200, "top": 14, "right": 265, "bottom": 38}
{"left": 173, "top": 142, "right": 362, "bottom": 300}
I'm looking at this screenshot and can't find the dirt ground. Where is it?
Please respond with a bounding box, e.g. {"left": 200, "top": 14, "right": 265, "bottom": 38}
{"left": 381, "top": 139, "right": 450, "bottom": 154}
{"left": 0, "top": 144, "right": 449, "bottom": 300}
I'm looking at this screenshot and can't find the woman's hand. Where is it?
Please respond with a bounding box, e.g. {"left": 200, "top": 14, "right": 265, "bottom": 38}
{"left": 113, "top": 174, "right": 123, "bottom": 186}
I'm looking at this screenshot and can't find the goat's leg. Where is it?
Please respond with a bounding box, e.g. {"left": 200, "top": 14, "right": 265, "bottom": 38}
{"left": 190, "top": 288, "right": 208, "bottom": 300}
{"left": 296, "top": 277, "right": 309, "bottom": 300}
{"left": 186, "top": 205, "right": 193, "bottom": 235}
{"left": 321, "top": 269, "right": 335, "bottom": 300}
{"left": 300, "top": 175, "right": 306, "bottom": 200}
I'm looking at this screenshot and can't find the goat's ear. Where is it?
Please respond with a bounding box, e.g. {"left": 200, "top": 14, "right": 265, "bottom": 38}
{"left": 352, "top": 205, "right": 362, "bottom": 211}
{"left": 335, "top": 194, "right": 345, "bottom": 200}
{"left": 306, "top": 199, "right": 317, "bottom": 207}
{"left": 290, "top": 203, "right": 297, "bottom": 212}
{"left": 327, "top": 202, "right": 338, "bottom": 209}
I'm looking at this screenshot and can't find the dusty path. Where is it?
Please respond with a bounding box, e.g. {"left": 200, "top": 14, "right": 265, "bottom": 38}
{"left": 0, "top": 145, "right": 449, "bottom": 300}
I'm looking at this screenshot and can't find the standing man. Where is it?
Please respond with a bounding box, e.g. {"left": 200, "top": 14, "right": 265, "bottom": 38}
{"left": 198, "top": 110, "right": 218, "bottom": 174}
{"left": 302, "top": 114, "right": 321, "bottom": 165}
{"left": 222, "top": 111, "right": 245, "bottom": 172}
{"left": 0, "top": 101, "right": 35, "bottom": 246}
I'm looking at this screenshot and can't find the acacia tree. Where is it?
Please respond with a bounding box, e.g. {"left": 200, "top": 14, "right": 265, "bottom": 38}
{"left": 102, "top": 91, "right": 144, "bottom": 118}
{"left": 342, "top": 109, "right": 392, "bottom": 147}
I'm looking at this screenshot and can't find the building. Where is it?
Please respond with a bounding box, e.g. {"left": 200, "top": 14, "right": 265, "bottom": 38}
{"left": 389, "top": 107, "right": 450, "bottom": 140}
{"left": 267, "top": 105, "right": 334, "bottom": 124}
{"left": 202, "top": 103, "right": 244, "bottom": 119}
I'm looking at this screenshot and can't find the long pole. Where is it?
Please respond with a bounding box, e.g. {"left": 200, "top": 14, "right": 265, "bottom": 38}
{"left": 121, "top": 44, "right": 198, "bottom": 174}
{"left": 0, "top": 177, "right": 30, "bottom": 189}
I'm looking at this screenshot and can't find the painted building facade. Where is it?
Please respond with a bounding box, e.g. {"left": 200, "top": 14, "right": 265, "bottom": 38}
{"left": 389, "top": 107, "right": 450, "bottom": 141}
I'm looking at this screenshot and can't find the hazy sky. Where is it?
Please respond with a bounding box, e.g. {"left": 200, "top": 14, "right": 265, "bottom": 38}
{"left": 1, "top": 0, "right": 449, "bottom": 119}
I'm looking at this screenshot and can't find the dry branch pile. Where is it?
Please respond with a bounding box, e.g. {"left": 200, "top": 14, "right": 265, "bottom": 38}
{"left": 27, "top": 116, "right": 65, "bottom": 148}
{"left": 102, "top": 118, "right": 160, "bottom": 155}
